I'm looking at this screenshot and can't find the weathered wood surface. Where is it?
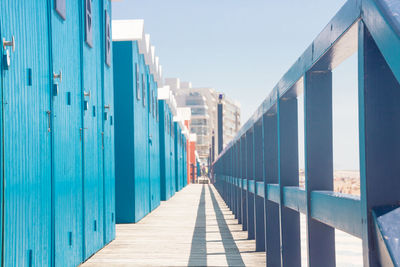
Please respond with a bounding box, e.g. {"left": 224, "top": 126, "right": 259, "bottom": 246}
{"left": 81, "top": 184, "right": 266, "bottom": 266}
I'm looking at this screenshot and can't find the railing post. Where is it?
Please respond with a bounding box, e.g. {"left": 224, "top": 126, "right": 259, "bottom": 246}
{"left": 278, "top": 95, "right": 301, "bottom": 266}
{"left": 263, "top": 110, "right": 281, "bottom": 266}
{"left": 227, "top": 150, "right": 231, "bottom": 208}
{"left": 246, "top": 128, "right": 255, "bottom": 240}
{"left": 253, "top": 119, "right": 265, "bottom": 251}
{"left": 358, "top": 21, "right": 400, "bottom": 267}
{"left": 241, "top": 135, "right": 248, "bottom": 231}
{"left": 232, "top": 147, "right": 236, "bottom": 216}
{"left": 237, "top": 142, "right": 242, "bottom": 224}
{"left": 304, "top": 69, "right": 335, "bottom": 267}
{"left": 232, "top": 145, "right": 236, "bottom": 218}
{"left": 230, "top": 148, "right": 234, "bottom": 212}
{"left": 233, "top": 143, "right": 238, "bottom": 221}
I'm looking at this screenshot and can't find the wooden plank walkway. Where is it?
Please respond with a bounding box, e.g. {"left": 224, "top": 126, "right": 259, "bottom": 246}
{"left": 82, "top": 184, "right": 266, "bottom": 266}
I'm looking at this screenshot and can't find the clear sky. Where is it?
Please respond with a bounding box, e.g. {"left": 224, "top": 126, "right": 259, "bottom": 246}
{"left": 112, "top": 0, "right": 360, "bottom": 170}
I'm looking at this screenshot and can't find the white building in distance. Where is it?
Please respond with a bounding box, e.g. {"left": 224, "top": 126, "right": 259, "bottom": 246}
{"left": 165, "top": 78, "right": 241, "bottom": 165}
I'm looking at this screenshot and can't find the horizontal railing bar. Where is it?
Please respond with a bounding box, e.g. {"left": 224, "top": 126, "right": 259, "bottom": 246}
{"left": 282, "top": 186, "right": 306, "bottom": 214}
{"left": 248, "top": 180, "right": 255, "bottom": 194}
{"left": 267, "top": 183, "right": 280, "bottom": 203}
{"left": 224, "top": 177, "right": 362, "bottom": 238}
{"left": 310, "top": 191, "right": 362, "bottom": 238}
{"left": 256, "top": 181, "right": 264, "bottom": 198}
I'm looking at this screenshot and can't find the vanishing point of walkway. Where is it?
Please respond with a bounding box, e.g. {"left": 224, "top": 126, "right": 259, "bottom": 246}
{"left": 82, "top": 184, "right": 266, "bottom": 266}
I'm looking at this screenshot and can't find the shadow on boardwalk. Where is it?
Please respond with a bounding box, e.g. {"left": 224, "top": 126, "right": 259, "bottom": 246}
{"left": 188, "top": 185, "right": 207, "bottom": 266}
{"left": 188, "top": 185, "right": 245, "bottom": 266}
{"left": 81, "top": 184, "right": 265, "bottom": 266}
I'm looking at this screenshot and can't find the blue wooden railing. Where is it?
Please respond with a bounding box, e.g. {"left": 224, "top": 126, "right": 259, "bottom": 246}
{"left": 211, "top": 0, "right": 400, "bottom": 266}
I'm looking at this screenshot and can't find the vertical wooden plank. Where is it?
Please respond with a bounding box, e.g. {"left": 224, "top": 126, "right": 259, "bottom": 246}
{"left": 236, "top": 142, "right": 242, "bottom": 224}
{"left": 140, "top": 55, "right": 150, "bottom": 216}
{"left": 174, "top": 122, "right": 177, "bottom": 192}
{"left": 136, "top": 53, "right": 149, "bottom": 220}
{"left": 278, "top": 96, "right": 301, "bottom": 266}
{"left": 240, "top": 135, "right": 247, "bottom": 231}
{"left": 263, "top": 111, "right": 281, "bottom": 266}
{"left": 304, "top": 69, "right": 335, "bottom": 267}
{"left": 153, "top": 75, "right": 161, "bottom": 209}
{"left": 226, "top": 150, "right": 229, "bottom": 206}
{"left": 228, "top": 149, "right": 232, "bottom": 209}
{"left": 81, "top": 0, "right": 105, "bottom": 258}
{"left": 148, "top": 67, "right": 160, "bottom": 212}
{"left": 0, "top": 19, "right": 2, "bottom": 266}
{"left": 231, "top": 148, "right": 234, "bottom": 212}
{"left": 183, "top": 135, "right": 187, "bottom": 187}
{"left": 102, "top": 0, "right": 115, "bottom": 245}
{"left": 0, "top": 1, "right": 52, "bottom": 265}
{"left": 166, "top": 106, "right": 172, "bottom": 198}
{"left": 174, "top": 122, "right": 179, "bottom": 192}
{"left": 49, "top": 0, "right": 84, "bottom": 264}
{"left": 358, "top": 21, "right": 400, "bottom": 267}
{"left": 174, "top": 123, "right": 180, "bottom": 191}
{"left": 166, "top": 108, "right": 171, "bottom": 197}
{"left": 231, "top": 148, "right": 234, "bottom": 211}
{"left": 235, "top": 143, "right": 239, "bottom": 219}
{"left": 253, "top": 119, "right": 265, "bottom": 252}
{"left": 159, "top": 101, "right": 167, "bottom": 200}
{"left": 113, "top": 41, "right": 138, "bottom": 223}
{"left": 232, "top": 145, "right": 236, "bottom": 218}
{"left": 113, "top": 41, "right": 135, "bottom": 223}
{"left": 246, "top": 128, "right": 255, "bottom": 240}
{"left": 224, "top": 150, "right": 227, "bottom": 204}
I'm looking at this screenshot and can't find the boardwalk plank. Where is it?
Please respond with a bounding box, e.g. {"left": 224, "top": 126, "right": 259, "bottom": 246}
{"left": 81, "top": 184, "right": 266, "bottom": 266}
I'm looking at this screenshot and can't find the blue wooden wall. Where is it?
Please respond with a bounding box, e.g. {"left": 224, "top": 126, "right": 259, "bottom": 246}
{"left": 113, "top": 41, "right": 135, "bottom": 223}
{"left": 50, "top": 0, "right": 84, "bottom": 265}
{"left": 114, "top": 39, "right": 163, "bottom": 223}
{"left": 174, "top": 122, "right": 188, "bottom": 192}
{"left": 183, "top": 135, "right": 188, "bottom": 187}
{"left": 174, "top": 122, "right": 181, "bottom": 191}
{"left": 159, "top": 101, "right": 176, "bottom": 201}
{"left": 0, "top": 0, "right": 115, "bottom": 265}
{"left": 0, "top": 1, "right": 52, "bottom": 266}
{"left": 138, "top": 53, "right": 151, "bottom": 219}
{"left": 159, "top": 101, "right": 167, "bottom": 200}
{"left": 148, "top": 69, "right": 160, "bottom": 212}
{"left": 101, "top": 0, "right": 116, "bottom": 246}
{"left": 169, "top": 111, "right": 176, "bottom": 196}
{"left": 81, "top": 0, "right": 105, "bottom": 258}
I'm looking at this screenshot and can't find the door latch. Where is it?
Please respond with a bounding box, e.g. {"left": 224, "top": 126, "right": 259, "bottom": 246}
{"left": 2, "top": 36, "right": 14, "bottom": 69}
{"left": 2, "top": 36, "right": 15, "bottom": 52}
{"left": 46, "top": 110, "right": 51, "bottom": 132}
{"left": 53, "top": 70, "right": 62, "bottom": 82}
{"left": 101, "top": 132, "right": 104, "bottom": 150}
{"left": 104, "top": 105, "right": 110, "bottom": 120}
{"left": 84, "top": 90, "right": 91, "bottom": 98}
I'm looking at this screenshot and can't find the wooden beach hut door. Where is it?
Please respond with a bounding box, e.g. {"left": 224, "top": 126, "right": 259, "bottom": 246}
{"left": 0, "top": 1, "right": 52, "bottom": 266}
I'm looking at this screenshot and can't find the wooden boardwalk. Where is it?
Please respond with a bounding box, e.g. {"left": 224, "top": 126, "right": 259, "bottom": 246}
{"left": 82, "top": 184, "right": 266, "bottom": 266}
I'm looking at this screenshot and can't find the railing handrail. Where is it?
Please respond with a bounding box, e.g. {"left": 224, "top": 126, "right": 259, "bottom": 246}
{"left": 214, "top": 0, "right": 400, "bottom": 163}
{"left": 212, "top": 0, "right": 400, "bottom": 266}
